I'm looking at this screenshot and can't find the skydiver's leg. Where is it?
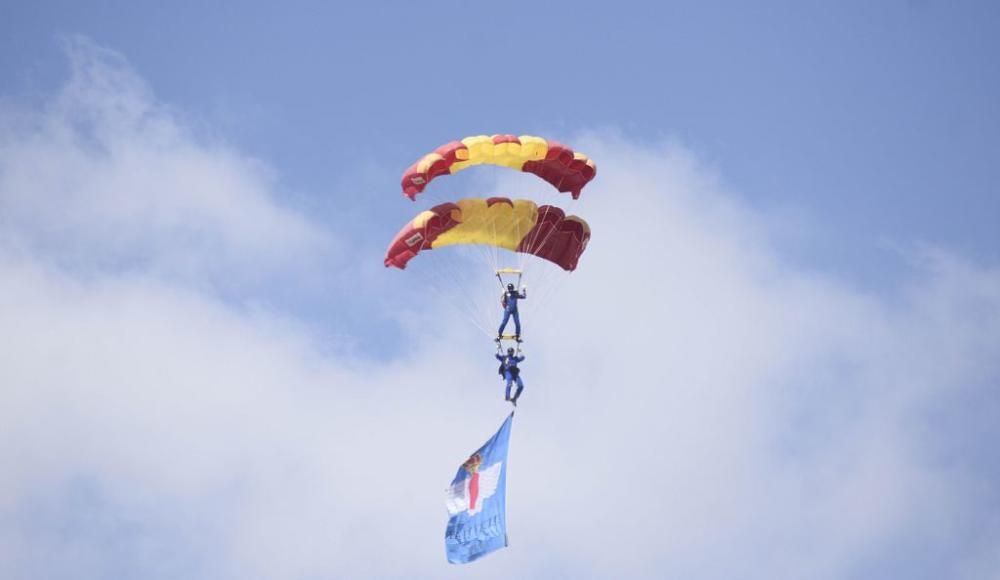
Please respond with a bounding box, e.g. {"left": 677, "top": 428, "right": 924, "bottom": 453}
{"left": 505, "top": 377, "right": 514, "bottom": 401}
{"left": 512, "top": 376, "right": 524, "bottom": 403}
{"left": 512, "top": 310, "right": 521, "bottom": 337}
{"left": 498, "top": 310, "right": 512, "bottom": 336}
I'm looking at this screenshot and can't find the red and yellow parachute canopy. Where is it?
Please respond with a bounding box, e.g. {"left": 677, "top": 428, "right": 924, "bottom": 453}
{"left": 384, "top": 197, "right": 590, "bottom": 272}
{"left": 401, "top": 135, "right": 596, "bottom": 200}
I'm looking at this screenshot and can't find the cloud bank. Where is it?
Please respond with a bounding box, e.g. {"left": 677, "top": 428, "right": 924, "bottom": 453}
{"left": 1, "top": 39, "right": 998, "bottom": 580}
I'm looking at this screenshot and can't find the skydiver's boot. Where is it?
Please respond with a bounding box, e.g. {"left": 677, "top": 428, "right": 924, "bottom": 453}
{"left": 515, "top": 334, "right": 521, "bottom": 343}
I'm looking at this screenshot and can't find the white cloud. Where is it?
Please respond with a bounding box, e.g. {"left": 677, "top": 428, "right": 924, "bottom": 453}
{"left": 1, "top": 43, "right": 998, "bottom": 580}
{"left": 0, "top": 37, "right": 331, "bottom": 291}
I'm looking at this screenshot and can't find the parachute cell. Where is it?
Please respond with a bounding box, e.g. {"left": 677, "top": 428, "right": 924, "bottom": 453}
{"left": 401, "top": 135, "right": 597, "bottom": 200}
{"left": 384, "top": 198, "right": 590, "bottom": 271}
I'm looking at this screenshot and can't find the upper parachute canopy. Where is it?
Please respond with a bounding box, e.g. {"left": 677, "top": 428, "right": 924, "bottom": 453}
{"left": 385, "top": 198, "right": 590, "bottom": 271}
{"left": 401, "top": 135, "right": 597, "bottom": 200}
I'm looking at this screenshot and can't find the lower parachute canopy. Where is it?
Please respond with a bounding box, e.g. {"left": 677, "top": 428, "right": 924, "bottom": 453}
{"left": 384, "top": 198, "right": 590, "bottom": 271}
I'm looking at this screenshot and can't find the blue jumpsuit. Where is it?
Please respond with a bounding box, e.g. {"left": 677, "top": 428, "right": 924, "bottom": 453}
{"left": 497, "top": 289, "right": 526, "bottom": 337}
{"left": 496, "top": 353, "right": 525, "bottom": 402}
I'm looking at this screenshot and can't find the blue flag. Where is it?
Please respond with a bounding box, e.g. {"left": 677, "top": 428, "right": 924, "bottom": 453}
{"left": 444, "top": 413, "right": 514, "bottom": 564}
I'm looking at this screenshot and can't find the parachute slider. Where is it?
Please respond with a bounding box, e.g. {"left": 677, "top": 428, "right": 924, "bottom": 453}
{"left": 495, "top": 268, "right": 522, "bottom": 274}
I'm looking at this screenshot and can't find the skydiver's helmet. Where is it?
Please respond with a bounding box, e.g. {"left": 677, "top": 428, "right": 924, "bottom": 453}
{"left": 507, "top": 347, "right": 515, "bottom": 356}
{"left": 507, "top": 283, "right": 514, "bottom": 291}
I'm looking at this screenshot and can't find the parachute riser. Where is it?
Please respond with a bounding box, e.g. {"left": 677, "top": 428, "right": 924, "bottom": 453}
{"left": 495, "top": 268, "right": 523, "bottom": 291}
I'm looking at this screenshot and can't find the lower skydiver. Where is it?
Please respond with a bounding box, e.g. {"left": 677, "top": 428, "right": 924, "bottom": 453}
{"left": 495, "top": 345, "right": 525, "bottom": 406}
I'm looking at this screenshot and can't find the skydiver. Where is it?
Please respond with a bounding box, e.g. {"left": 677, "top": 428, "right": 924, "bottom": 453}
{"left": 497, "top": 282, "right": 527, "bottom": 341}
{"left": 495, "top": 345, "right": 525, "bottom": 406}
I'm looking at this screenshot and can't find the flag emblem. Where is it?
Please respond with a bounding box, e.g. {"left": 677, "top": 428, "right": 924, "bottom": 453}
{"left": 446, "top": 453, "right": 502, "bottom": 516}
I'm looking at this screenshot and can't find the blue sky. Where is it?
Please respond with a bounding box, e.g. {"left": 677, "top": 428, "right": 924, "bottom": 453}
{"left": 4, "top": 1, "right": 997, "bottom": 269}
{"left": 1, "top": 2, "right": 999, "bottom": 579}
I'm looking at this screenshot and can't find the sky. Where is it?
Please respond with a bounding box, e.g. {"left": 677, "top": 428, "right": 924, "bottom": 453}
{"left": 1, "top": 1, "right": 999, "bottom": 579}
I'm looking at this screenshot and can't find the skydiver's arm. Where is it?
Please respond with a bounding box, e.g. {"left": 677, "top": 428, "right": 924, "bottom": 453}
{"left": 515, "top": 355, "right": 525, "bottom": 362}
{"left": 495, "top": 353, "right": 504, "bottom": 362}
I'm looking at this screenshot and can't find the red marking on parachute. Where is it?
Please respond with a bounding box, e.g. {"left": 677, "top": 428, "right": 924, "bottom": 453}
{"left": 517, "top": 205, "right": 590, "bottom": 271}
{"left": 491, "top": 134, "right": 519, "bottom": 145}
{"left": 383, "top": 202, "right": 461, "bottom": 269}
{"left": 520, "top": 141, "right": 596, "bottom": 199}
{"left": 401, "top": 141, "right": 466, "bottom": 199}
{"left": 485, "top": 197, "right": 514, "bottom": 207}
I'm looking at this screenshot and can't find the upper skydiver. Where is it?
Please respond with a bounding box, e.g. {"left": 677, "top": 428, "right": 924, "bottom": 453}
{"left": 497, "top": 283, "right": 527, "bottom": 342}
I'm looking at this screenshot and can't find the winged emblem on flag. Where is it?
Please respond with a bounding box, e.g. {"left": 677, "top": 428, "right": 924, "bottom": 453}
{"left": 445, "top": 453, "right": 503, "bottom": 516}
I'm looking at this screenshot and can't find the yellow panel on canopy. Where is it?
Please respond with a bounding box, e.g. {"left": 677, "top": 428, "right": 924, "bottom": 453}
{"left": 431, "top": 198, "right": 538, "bottom": 251}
